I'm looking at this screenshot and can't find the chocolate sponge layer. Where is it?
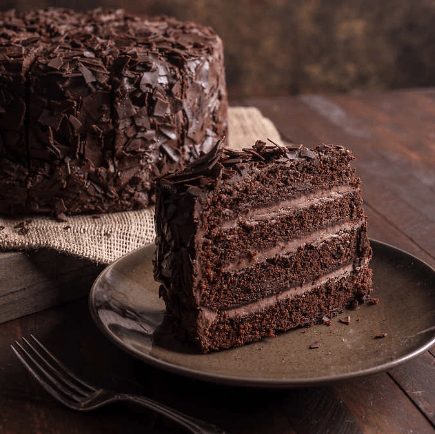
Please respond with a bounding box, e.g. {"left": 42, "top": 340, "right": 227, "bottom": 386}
{"left": 199, "top": 223, "right": 370, "bottom": 310}
{"left": 200, "top": 190, "right": 364, "bottom": 268}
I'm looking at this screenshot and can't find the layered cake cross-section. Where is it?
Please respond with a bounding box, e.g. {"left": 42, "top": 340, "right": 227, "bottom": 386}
{"left": 154, "top": 140, "right": 373, "bottom": 352}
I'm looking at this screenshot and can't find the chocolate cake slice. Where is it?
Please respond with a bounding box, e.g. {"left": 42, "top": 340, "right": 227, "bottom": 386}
{"left": 154, "top": 140, "right": 373, "bottom": 353}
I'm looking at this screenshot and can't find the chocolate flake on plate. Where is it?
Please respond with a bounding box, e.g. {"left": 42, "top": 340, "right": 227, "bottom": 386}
{"left": 367, "top": 298, "right": 380, "bottom": 305}
{"left": 322, "top": 315, "right": 332, "bottom": 326}
{"left": 350, "top": 300, "right": 359, "bottom": 310}
{"left": 339, "top": 316, "right": 351, "bottom": 325}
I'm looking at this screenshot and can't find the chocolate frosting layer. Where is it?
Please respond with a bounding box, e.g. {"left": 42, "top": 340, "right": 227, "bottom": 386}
{"left": 0, "top": 8, "right": 228, "bottom": 217}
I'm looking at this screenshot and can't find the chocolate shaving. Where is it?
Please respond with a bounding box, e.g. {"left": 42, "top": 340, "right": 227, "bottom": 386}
{"left": 243, "top": 148, "right": 265, "bottom": 161}
{"left": 186, "top": 138, "right": 225, "bottom": 171}
{"left": 115, "top": 98, "right": 137, "bottom": 119}
{"left": 47, "top": 57, "right": 63, "bottom": 70}
{"left": 153, "top": 97, "right": 169, "bottom": 117}
{"left": 374, "top": 333, "right": 388, "bottom": 339}
{"left": 161, "top": 143, "right": 181, "bottom": 163}
{"left": 56, "top": 213, "right": 68, "bottom": 222}
{"left": 339, "top": 316, "right": 351, "bottom": 325}
{"left": 267, "top": 138, "right": 287, "bottom": 152}
{"left": 367, "top": 298, "right": 379, "bottom": 305}
{"left": 300, "top": 148, "right": 316, "bottom": 159}
{"left": 309, "top": 341, "right": 321, "bottom": 349}
{"left": 322, "top": 315, "right": 331, "bottom": 326}
{"left": 350, "top": 300, "right": 359, "bottom": 310}
{"left": 69, "top": 115, "right": 82, "bottom": 130}
{"left": 79, "top": 65, "right": 96, "bottom": 84}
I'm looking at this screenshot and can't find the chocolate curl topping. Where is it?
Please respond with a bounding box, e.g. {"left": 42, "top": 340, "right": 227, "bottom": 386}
{"left": 188, "top": 137, "right": 225, "bottom": 170}
{"left": 161, "top": 139, "right": 352, "bottom": 189}
{"left": 163, "top": 137, "right": 225, "bottom": 184}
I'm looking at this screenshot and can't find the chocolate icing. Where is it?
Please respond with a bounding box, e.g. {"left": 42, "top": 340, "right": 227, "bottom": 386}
{"left": 0, "top": 8, "right": 228, "bottom": 216}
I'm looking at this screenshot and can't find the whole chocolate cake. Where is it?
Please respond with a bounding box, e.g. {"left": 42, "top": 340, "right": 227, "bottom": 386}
{"left": 154, "top": 140, "right": 373, "bottom": 352}
{"left": 0, "top": 8, "right": 227, "bottom": 218}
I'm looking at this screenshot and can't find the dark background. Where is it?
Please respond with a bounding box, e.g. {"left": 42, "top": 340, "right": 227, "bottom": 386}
{"left": 1, "top": 0, "right": 434, "bottom": 100}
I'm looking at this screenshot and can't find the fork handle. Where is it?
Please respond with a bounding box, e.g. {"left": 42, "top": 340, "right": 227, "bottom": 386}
{"left": 118, "top": 393, "right": 228, "bottom": 434}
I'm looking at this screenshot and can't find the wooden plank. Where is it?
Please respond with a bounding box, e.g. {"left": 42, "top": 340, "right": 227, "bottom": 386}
{"left": 0, "top": 396, "right": 170, "bottom": 434}
{"left": 281, "top": 387, "right": 363, "bottom": 434}
{"left": 328, "top": 90, "right": 435, "bottom": 223}
{"left": 333, "top": 373, "right": 435, "bottom": 433}
{"left": 388, "top": 352, "right": 435, "bottom": 425}
{"left": 331, "top": 89, "right": 435, "bottom": 165}
{"left": 0, "top": 250, "right": 104, "bottom": 324}
{"left": 364, "top": 203, "right": 435, "bottom": 267}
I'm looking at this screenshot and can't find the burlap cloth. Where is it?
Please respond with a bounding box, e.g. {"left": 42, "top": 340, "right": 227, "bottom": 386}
{"left": 0, "top": 107, "right": 284, "bottom": 264}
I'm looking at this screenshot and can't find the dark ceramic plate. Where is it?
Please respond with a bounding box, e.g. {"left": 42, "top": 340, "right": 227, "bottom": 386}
{"left": 89, "top": 240, "right": 435, "bottom": 388}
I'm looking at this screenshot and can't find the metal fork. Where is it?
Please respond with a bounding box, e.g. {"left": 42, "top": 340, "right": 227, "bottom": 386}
{"left": 11, "top": 335, "right": 228, "bottom": 434}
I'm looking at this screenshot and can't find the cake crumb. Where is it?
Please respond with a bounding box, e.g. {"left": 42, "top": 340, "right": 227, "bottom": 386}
{"left": 350, "top": 300, "right": 359, "bottom": 310}
{"left": 339, "top": 316, "right": 351, "bottom": 325}
{"left": 367, "top": 298, "right": 380, "bottom": 305}
{"left": 322, "top": 315, "right": 331, "bottom": 326}
{"left": 309, "top": 341, "right": 321, "bottom": 349}
{"left": 374, "top": 333, "right": 388, "bottom": 339}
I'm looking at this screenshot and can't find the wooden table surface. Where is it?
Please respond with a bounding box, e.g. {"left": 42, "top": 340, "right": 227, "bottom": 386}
{"left": 1, "top": 88, "right": 435, "bottom": 433}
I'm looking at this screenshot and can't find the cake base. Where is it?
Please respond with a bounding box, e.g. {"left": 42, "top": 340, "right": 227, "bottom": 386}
{"left": 165, "top": 268, "right": 372, "bottom": 353}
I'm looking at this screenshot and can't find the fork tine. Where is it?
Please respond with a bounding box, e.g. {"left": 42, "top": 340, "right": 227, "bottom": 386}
{"left": 26, "top": 335, "right": 96, "bottom": 393}
{"left": 11, "top": 340, "right": 83, "bottom": 409}
{"left": 12, "top": 336, "right": 95, "bottom": 404}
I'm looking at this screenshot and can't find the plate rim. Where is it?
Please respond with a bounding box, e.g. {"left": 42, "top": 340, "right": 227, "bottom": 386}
{"left": 89, "top": 239, "right": 435, "bottom": 388}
